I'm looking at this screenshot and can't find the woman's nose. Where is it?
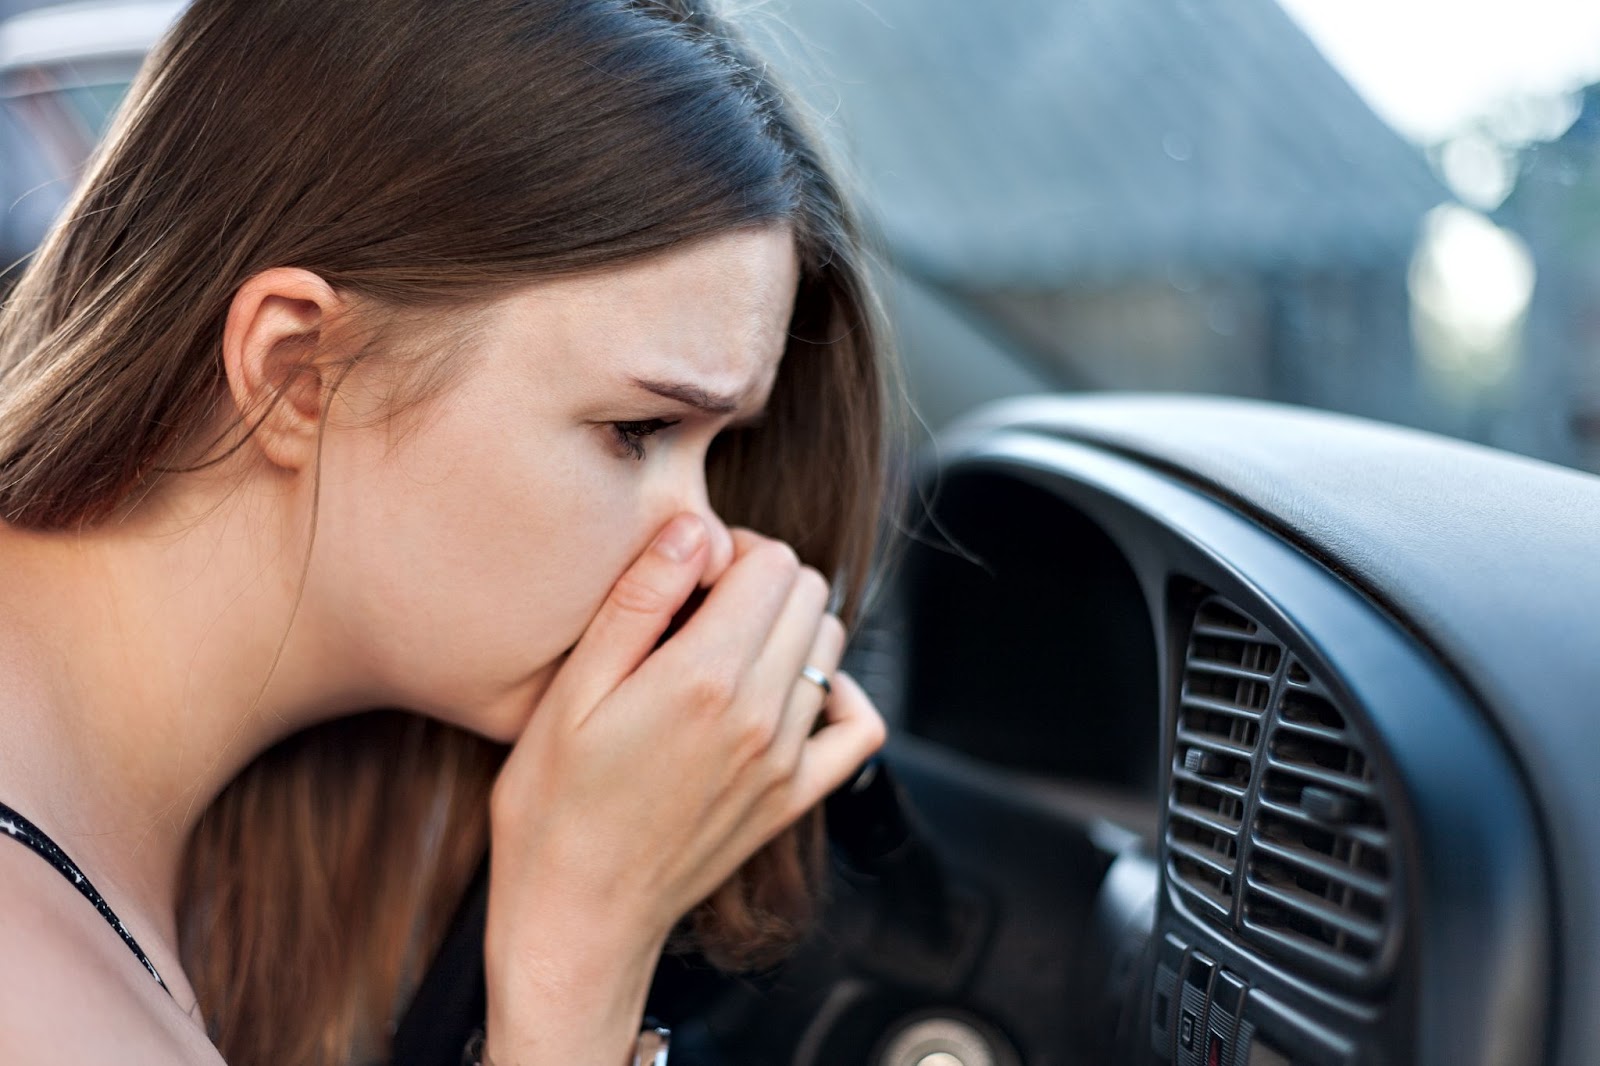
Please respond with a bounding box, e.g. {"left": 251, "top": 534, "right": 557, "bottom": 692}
{"left": 695, "top": 505, "right": 735, "bottom": 587}
{"left": 671, "top": 459, "right": 734, "bottom": 586}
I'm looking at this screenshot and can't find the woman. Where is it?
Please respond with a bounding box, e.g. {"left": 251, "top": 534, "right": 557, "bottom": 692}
{"left": 0, "top": 0, "right": 893, "bottom": 1063}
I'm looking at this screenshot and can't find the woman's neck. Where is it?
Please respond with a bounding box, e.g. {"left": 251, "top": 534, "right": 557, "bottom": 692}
{"left": 0, "top": 479, "right": 357, "bottom": 1016}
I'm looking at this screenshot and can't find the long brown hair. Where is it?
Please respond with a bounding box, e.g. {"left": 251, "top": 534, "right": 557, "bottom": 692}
{"left": 0, "top": 1, "right": 892, "bottom": 1062}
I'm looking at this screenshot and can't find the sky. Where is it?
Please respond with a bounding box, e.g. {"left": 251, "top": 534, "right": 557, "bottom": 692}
{"left": 1276, "top": 0, "right": 1600, "bottom": 145}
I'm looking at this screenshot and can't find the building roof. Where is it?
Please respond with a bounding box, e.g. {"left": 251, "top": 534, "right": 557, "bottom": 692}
{"left": 755, "top": 0, "right": 1450, "bottom": 286}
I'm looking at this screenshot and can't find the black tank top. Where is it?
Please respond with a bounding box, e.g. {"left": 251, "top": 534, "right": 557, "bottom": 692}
{"left": 0, "top": 798, "right": 170, "bottom": 995}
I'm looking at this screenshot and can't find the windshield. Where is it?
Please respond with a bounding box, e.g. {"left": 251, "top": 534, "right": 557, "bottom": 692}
{"left": 750, "top": 0, "right": 1600, "bottom": 475}
{"left": 4, "top": 0, "right": 1599, "bottom": 475}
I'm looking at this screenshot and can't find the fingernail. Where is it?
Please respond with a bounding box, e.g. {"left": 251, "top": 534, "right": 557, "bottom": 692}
{"left": 653, "top": 514, "right": 705, "bottom": 563}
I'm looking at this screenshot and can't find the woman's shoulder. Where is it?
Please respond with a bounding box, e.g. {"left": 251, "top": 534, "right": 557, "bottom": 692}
{"left": 0, "top": 842, "right": 223, "bottom": 1064}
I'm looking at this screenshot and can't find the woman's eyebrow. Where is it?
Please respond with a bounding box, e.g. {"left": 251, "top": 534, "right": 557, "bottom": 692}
{"left": 629, "top": 376, "right": 743, "bottom": 415}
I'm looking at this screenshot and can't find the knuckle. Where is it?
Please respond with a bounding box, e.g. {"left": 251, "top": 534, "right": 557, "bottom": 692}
{"left": 728, "top": 527, "right": 766, "bottom": 554}
{"left": 732, "top": 710, "right": 779, "bottom": 761}
{"left": 686, "top": 669, "right": 739, "bottom": 710}
{"left": 754, "top": 539, "right": 801, "bottom": 577}
{"left": 764, "top": 734, "right": 804, "bottom": 782}
{"left": 795, "top": 566, "right": 830, "bottom": 605}
{"left": 608, "top": 571, "right": 672, "bottom": 617}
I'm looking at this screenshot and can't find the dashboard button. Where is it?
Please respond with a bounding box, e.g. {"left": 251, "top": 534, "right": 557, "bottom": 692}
{"left": 1150, "top": 934, "right": 1186, "bottom": 1060}
{"left": 1177, "top": 952, "right": 1216, "bottom": 1066}
{"left": 1209, "top": 968, "right": 1247, "bottom": 1064}
{"left": 1212, "top": 970, "right": 1247, "bottom": 1020}
{"left": 1206, "top": 1029, "right": 1226, "bottom": 1066}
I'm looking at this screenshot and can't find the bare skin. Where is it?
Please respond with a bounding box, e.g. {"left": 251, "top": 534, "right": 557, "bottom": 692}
{"left": 0, "top": 225, "right": 886, "bottom": 1062}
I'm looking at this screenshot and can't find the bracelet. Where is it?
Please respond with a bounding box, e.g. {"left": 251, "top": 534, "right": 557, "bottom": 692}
{"left": 461, "top": 1022, "right": 670, "bottom": 1066}
{"left": 635, "top": 1022, "right": 671, "bottom": 1066}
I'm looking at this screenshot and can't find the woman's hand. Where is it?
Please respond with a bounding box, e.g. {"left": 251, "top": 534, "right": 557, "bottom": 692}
{"left": 481, "top": 513, "right": 886, "bottom": 1065}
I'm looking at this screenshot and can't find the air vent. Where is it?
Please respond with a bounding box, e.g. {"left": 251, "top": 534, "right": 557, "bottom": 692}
{"left": 1242, "top": 657, "right": 1395, "bottom": 982}
{"left": 1166, "top": 596, "right": 1282, "bottom": 925}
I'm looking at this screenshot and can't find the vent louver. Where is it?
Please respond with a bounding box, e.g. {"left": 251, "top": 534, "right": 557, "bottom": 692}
{"left": 1243, "top": 660, "right": 1394, "bottom": 981}
{"left": 1166, "top": 597, "right": 1282, "bottom": 925}
{"left": 1166, "top": 591, "right": 1399, "bottom": 988}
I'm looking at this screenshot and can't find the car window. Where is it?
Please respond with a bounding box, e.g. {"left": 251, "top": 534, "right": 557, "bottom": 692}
{"left": 0, "top": 0, "right": 169, "bottom": 289}
{"left": 7, "top": 62, "right": 133, "bottom": 161}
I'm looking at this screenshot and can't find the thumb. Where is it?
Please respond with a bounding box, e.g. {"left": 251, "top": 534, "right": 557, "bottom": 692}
{"left": 545, "top": 513, "right": 708, "bottom": 722}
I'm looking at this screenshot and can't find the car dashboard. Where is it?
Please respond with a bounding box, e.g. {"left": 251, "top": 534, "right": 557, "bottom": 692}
{"left": 844, "top": 393, "right": 1595, "bottom": 1066}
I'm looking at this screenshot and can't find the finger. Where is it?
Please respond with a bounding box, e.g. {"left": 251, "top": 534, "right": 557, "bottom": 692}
{"left": 546, "top": 513, "right": 708, "bottom": 720}
{"left": 768, "top": 613, "right": 846, "bottom": 770}
{"left": 727, "top": 527, "right": 768, "bottom": 558}
{"left": 745, "top": 565, "right": 831, "bottom": 707}
{"left": 652, "top": 534, "right": 803, "bottom": 681}
{"left": 784, "top": 670, "right": 886, "bottom": 813}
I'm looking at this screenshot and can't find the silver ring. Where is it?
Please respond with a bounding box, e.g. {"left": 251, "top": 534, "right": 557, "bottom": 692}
{"left": 799, "top": 664, "right": 832, "bottom": 697}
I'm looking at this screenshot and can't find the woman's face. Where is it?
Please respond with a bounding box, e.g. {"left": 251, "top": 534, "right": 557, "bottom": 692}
{"left": 307, "top": 226, "right": 799, "bottom": 740}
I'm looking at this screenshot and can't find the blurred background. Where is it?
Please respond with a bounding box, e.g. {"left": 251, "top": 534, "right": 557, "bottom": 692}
{"left": 5, "top": 0, "right": 1600, "bottom": 472}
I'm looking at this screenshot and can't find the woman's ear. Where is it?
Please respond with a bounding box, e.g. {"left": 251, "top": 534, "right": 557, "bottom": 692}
{"left": 221, "top": 267, "right": 348, "bottom": 472}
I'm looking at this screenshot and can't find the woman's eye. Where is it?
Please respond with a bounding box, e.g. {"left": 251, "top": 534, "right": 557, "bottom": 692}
{"left": 608, "top": 418, "right": 681, "bottom": 460}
